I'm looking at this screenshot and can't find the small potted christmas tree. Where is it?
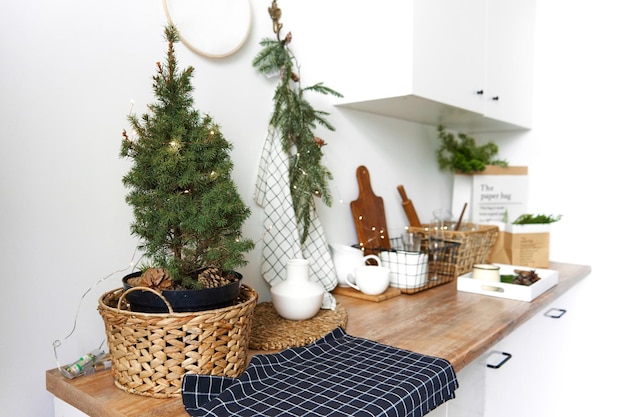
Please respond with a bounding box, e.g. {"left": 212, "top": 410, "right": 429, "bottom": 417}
{"left": 120, "top": 25, "right": 254, "bottom": 312}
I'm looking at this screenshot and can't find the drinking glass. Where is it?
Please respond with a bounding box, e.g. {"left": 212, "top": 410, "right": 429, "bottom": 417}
{"left": 401, "top": 229, "right": 421, "bottom": 252}
{"left": 428, "top": 218, "right": 446, "bottom": 281}
{"left": 433, "top": 208, "right": 453, "bottom": 223}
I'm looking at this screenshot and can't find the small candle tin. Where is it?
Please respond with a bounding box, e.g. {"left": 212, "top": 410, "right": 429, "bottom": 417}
{"left": 472, "top": 264, "right": 501, "bottom": 282}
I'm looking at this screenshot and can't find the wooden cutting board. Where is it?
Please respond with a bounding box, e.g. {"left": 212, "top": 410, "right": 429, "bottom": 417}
{"left": 350, "top": 165, "right": 390, "bottom": 252}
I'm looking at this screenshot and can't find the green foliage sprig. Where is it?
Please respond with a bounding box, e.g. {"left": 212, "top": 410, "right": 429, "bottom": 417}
{"left": 252, "top": 27, "right": 342, "bottom": 244}
{"left": 120, "top": 25, "right": 254, "bottom": 287}
{"left": 512, "top": 214, "right": 562, "bottom": 225}
{"left": 436, "top": 125, "right": 508, "bottom": 173}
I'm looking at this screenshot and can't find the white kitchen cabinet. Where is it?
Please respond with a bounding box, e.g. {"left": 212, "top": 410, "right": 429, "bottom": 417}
{"left": 483, "top": 0, "right": 536, "bottom": 128}
{"left": 446, "top": 355, "right": 486, "bottom": 417}
{"left": 445, "top": 280, "right": 588, "bottom": 417}
{"left": 409, "top": 0, "right": 487, "bottom": 116}
{"left": 334, "top": 0, "right": 535, "bottom": 132}
{"left": 53, "top": 397, "right": 88, "bottom": 417}
{"left": 483, "top": 280, "right": 585, "bottom": 417}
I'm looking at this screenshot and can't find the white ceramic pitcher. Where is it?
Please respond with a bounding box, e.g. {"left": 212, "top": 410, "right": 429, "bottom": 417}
{"left": 329, "top": 243, "right": 364, "bottom": 287}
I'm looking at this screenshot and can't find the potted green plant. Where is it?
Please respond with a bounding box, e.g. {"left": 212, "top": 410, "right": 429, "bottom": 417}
{"left": 437, "top": 125, "right": 531, "bottom": 226}
{"left": 489, "top": 213, "right": 562, "bottom": 269}
{"left": 119, "top": 25, "right": 254, "bottom": 312}
{"left": 436, "top": 125, "right": 508, "bottom": 173}
{"left": 512, "top": 214, "right": 562, "bottom": 225}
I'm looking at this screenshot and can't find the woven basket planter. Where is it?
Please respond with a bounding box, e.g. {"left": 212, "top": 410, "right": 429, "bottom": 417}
{"left": 98, "top": 284, "right": 257, "bottom": 398}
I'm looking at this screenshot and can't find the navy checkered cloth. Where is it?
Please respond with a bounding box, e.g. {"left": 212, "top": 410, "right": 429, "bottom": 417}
{"left": 182, "top": 327, "right": 458, "bottom": 416}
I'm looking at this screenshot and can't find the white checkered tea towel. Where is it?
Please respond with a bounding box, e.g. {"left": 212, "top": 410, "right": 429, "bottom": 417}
{"left": 254, "top": 129, "right": 337, "bottom": 309}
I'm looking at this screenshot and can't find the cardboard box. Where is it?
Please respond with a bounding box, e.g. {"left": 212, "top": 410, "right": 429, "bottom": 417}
{"left": 488, "top": 223, "right": 551, "bottom": 268}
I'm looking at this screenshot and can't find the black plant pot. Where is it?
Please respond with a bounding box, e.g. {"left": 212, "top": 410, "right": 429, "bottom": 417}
{"left": 122, "top": 270, "right": 242, "bottom": 313}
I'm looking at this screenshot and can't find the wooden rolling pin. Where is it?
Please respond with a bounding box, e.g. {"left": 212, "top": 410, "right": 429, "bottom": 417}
{"left": 397, "top": 185, "right": 422, "bottom": 227}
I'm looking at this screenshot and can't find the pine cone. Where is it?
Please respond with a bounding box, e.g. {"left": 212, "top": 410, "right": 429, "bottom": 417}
{"left": 198, "top": 266, "right": 230, "bottom": 288}
{"left": 140, "top": 268, "right": 174, "bottom": 290}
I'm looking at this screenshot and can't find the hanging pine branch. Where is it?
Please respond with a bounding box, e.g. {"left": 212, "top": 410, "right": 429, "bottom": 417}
{"left": 252, "top": 1, "right": 342, "bottom": 244}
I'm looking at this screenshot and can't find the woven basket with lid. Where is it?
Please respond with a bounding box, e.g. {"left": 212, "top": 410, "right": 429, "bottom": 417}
{"left": 98, "top": 284, "right": 257, "bottom": 398}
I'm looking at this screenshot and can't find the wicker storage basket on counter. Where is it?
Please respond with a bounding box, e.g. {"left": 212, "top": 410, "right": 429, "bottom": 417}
{"left": 408, "top": 223, "right": 499, "bottom": 277}
{"left": 97, "top": 284, "right": 257, "bottom": 398}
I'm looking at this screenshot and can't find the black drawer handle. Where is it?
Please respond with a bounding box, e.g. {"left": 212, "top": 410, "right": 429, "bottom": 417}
{"left": 487, "top": 351, "right": 512, "bottom": 369}
{"left": 544, "top": 308, "right": 567, "bottom": 319}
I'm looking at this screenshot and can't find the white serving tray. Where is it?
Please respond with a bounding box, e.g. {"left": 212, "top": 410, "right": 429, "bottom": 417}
{"left": 456, "top": 264, "right": 559, "bottom": 302}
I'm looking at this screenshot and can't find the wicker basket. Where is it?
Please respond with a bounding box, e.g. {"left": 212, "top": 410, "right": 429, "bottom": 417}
{"left": 408, "top": 223, "right": 499, "bottom": 277}
{"left": 97, "top": 284, "right": 257, "bottom": 398}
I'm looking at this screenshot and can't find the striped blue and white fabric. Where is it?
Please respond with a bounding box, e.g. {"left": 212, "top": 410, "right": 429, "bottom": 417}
{"left": 182, "top": 327, "right": 458, "bottom": 417}
{"left": 254, "top": 129, "right": 337, "bottom": 309}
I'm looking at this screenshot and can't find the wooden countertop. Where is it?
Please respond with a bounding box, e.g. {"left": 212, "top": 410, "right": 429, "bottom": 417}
{"left": 46, "top": 261, "right": 590, "bottom": 417}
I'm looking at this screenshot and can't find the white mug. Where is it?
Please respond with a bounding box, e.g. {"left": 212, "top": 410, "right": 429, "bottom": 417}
{"left": 346, "top": 255, "right": 390, "bottom": 295}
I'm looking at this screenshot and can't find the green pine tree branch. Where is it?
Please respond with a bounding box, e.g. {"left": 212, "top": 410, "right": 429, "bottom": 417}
{"left": 253, "top": 33, "right": 342, "bottom": 244}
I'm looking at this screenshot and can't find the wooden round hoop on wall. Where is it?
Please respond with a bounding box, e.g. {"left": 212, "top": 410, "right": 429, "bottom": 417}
{"left": 162, "top": 0, "right": 252, "bottom": 59}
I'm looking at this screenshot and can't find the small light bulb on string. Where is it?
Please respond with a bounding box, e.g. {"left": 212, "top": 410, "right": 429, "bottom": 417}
{"left": 325, "top": 183, "right": 345, "bottom": 205}
{"left": 169, "top": 139, "right": 181, "bottom": 152}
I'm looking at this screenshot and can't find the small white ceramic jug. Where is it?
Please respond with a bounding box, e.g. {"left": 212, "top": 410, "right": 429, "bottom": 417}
{"left": 330, "top": 243, "right": 364, "bottom": 287}
{"left": 271, "top": 258, "right": 324, "bottom": 320}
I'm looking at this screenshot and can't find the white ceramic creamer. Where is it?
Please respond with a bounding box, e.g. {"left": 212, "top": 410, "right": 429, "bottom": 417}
{"left": 329, "top": 243, "right": 364, "bottom": 287}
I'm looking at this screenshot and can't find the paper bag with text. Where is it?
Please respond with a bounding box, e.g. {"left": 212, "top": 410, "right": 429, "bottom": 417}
{"left": 452, "top": 166, "right": 528, "bottom": 224}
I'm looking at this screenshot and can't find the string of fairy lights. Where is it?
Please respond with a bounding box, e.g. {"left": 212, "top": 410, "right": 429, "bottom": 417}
{"left": 51, "top": 98, "right": 355, "bottom": 370}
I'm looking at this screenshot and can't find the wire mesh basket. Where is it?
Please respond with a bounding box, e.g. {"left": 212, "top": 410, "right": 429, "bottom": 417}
{"left": 359, "top": 237, "right": 460, "bottom": 294}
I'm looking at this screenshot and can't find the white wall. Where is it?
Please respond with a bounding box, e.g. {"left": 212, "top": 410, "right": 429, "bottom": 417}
{"left": 0, "top": 1, "right": 622, "bottom": 416}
